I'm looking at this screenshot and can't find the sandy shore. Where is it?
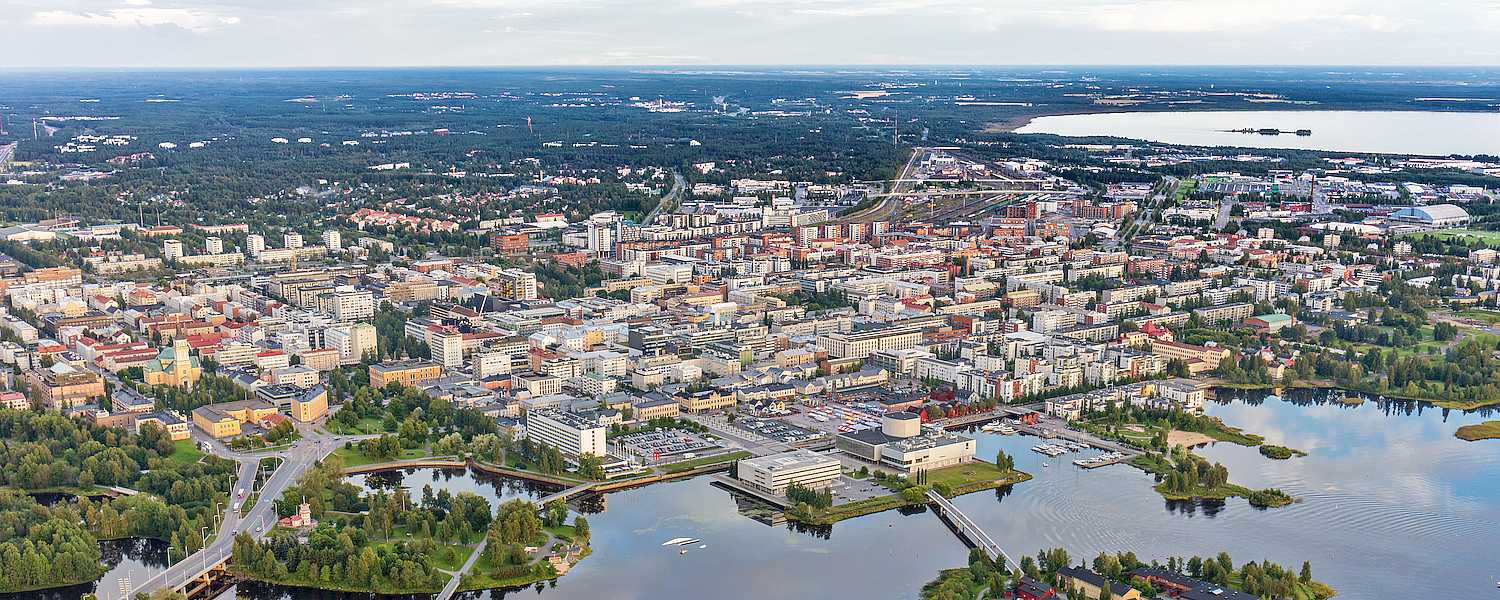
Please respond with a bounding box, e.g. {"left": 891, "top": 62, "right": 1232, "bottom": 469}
{"left": 1167, "top": 430, "right": 1217, "bottom": 448}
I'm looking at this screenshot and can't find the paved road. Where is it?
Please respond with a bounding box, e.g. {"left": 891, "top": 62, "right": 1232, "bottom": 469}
{"left": 133, "top": 435, "right": 342, "bottom": 596}
{"left": 435, "top": 538, "right": 488, "bottom": 600}
{"left": 642, "top": 170, "right": 685, "bottom": 225}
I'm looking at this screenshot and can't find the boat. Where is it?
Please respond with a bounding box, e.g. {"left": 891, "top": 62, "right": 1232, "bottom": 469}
{"left": 661, "top": 537, "right": 701, "bottom": 546}
{"left": 680, "top": 549, "right": 688, "bottom": 555}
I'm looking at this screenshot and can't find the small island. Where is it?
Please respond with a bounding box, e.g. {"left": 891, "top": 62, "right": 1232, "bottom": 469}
{"left": 1225, "top": 127, "right": 1313, "bottom": 136}
{"left": 1259, "top": 444, "right": 1308, "bottom": 460}
{"left": 1455, "top": 421, "right": 1500, "bottom": 442}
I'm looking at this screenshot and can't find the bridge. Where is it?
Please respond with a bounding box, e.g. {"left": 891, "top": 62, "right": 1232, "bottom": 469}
{"left": 926, "top": 489, "right": 1014, "bottom": 570}
{"left": 132, "top": 435, "right": 342, "bottom": 599}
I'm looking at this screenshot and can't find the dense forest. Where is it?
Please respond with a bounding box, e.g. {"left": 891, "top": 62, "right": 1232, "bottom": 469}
{"left": 0, "top": 410, "right": 239, "bottom": 591}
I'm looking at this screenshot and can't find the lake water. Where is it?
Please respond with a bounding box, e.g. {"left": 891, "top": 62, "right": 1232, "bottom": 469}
{"left": 1014, "top": 110, "right": 1500, "bottom": 156}
{"left": 198, "top": 391, "right": 1500, "bottom": 600}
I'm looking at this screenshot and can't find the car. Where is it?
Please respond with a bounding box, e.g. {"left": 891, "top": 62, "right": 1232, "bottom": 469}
{"left": 255, "top": 525, "right": 263, "bottom": 532}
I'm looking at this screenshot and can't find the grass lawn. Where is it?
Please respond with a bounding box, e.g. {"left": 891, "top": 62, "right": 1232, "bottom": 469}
{"left": 544, "top": 524, "right": 579, "bottom": 544}
{"left": 168, "top": 439, "right": 205, "bottom": 466}
{"left": 428, "top": 544, "right": 475, "bottom": 572}
{"left": 1455, "top": 420, "right": 1500, "bottom": 442}
{"left": 332, "top": 445, "right": 432, "bottom": 468}
{"left": 661, "top": 450, "right": 752, "bottom": 473}
{"left": 925, "top": 460, "right": 1015, "bottom": 495}
{"left": 1403, "top": 228, "right": 1500, "bottom": 245}
{"left": 1454, "top": 308, "right": 1500, "bottom": 325}
{"left": 328, "top": 416, "right": 390, "bottom": 435}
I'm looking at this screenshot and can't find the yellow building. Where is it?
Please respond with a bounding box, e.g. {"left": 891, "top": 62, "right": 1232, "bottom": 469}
{"left": 192, "top": 399, "right": 279, "bottom": 439}
{"left": 369, "top": 360, "right": 443, "bottom": 388}
{"left": 1058, "top": 567, "right": 1142, "bottom": 600}
{"left": 674, "top": 389, "right": 734, "bottom": 413}
{"left": 291, "top": 386, "right": 328, "bottom": 423}
{"left": 143, "top": 339, "right": 202, "bottom": 388}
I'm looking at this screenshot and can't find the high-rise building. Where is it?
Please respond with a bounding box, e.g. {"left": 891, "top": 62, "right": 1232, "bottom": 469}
{"left": 284, "top": 232, "right": 304, "bottom": 249}
{"left": 163, "top": 239, "right": 184, "bottom": 262}
{"left": 325, "top": 322, "right": 377, "bottom": 365}
{"left": 431, "top": 326, "right": 464, "bottom": 368}
{"left": 322, "top": 230, "right": 342, "bottom": 252}
{"left": 328, "top": 286, "right": 374, "bottom": 323}
{"left": 525, "top": 410, "right": 607, "bottom": 457}
{"left": 205, "top": 236, "right": 224, "bottom": 254}
{"left": 246, "top": 234, "right": 266, "bottom": 257}
{"left": 495, "top": 269, "right": 539, "bottom": 301}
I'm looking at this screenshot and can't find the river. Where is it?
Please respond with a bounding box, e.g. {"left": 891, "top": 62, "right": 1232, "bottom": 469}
{"left": 185, "top": 390, "right": 1500, "bottom": 600}
{"left": 1014, "top": 110, "right": 1500, "bottom": 156}
{"left": 0, "top": 537, "right": 170, "bottom": 600}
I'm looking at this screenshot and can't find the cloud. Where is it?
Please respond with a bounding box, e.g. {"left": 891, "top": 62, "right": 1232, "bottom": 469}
{"left": 1067, "top": 0, "right": 1405, "bottom": 33}
{"left": 32, "top": 6, "right": 241, "bottom": 32}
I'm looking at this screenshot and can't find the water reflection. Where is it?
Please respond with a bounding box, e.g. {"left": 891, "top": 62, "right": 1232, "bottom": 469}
{"left": 955, "top": 388, "right": 1500, "bottom": 600}
{"left": 162, "top": 389, "right": 1500, "bottom": 600}
{"left": 0, "top": 537, "right": 169, "bottom": 600}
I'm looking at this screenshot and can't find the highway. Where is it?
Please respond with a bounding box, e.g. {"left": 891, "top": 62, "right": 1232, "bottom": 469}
{"left": 642, "top": 170, "right": 685, "bottom": 225}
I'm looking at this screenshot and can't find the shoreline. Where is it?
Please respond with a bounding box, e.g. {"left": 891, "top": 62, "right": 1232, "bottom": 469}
{"left": 1210, "top": 380, "right": 1500, "bottom": 411}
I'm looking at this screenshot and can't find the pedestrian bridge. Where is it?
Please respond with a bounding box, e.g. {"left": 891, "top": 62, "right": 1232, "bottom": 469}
{"left": 537, "top": 481, "right": 598, "bottom": 506}
{"left": 926, "top": 489, "right": 1014, "bottom": 570}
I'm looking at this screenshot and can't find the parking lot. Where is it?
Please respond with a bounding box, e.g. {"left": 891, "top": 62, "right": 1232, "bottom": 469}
{"left": 734, "top": 417, "right": 828, "bottom": 445}
{"left": 613, "top": 428, "right": 720, "bottom": 463}
{"left": 782, "top": 402, "right": 886, "bottom": 435}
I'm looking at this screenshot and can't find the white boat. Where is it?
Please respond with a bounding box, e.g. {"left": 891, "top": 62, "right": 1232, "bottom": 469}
{"left": 661, "top": 537, "right": 701, "bottom": 546}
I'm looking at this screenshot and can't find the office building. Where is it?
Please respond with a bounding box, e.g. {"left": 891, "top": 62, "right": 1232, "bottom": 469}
{"left": 326, "top": 322, "right": 378, "bottom": 365}
{"left": 246, "top": 234, "right": 266, "bottom": 256}
{"left": 525, "top": 409, "right": 607, "bottom": 457}
{"left": 737, "top": 449, "right": 842, "bottom": 495}
{"left": 368, "top": 360, "right": 443, "bottom": 388}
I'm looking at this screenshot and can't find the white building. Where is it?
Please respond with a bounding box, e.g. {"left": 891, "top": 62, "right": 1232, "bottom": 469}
{"left": 328, "top": 287, "right": 374, "bottom": 323}
{"left": 284, "top": 232, "right": 304, "bottom": 249}
{"left": 163, "top": 239, "right": 184, "bottom": 262}
{"left": 526, "top": 410, "right": 607, "bottom": 458}
{"left": 325, "top": 323, "right": 377, "bottom": 365}
{"left": 246, "top": 234, "right": 266, "bottom": 257}
{"left": 205, "top": 236, "right": 224, "bottom": 254}
{"left": 495, "top": 269, "right": 539, "bottom": 301}
{"left": 323, "top": 230, "right": 342, "bottom": 252}
{"left": 737, "top": 449, "right": 842, "bottom": 495}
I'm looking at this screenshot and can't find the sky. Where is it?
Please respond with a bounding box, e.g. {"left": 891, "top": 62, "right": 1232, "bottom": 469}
{"left": 2, "top": 0, "right": 1500, "bottom": 68}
